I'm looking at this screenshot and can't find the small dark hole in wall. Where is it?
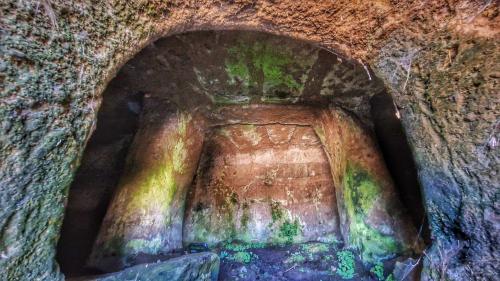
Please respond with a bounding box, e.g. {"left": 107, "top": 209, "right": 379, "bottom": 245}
{"left": 274, "top": 90, "right": 290, "bottom": 98}
{"left": 55, "top": 84, "right": 144, "bottom": 277}
{"left": 370, "top": 91, "right": 431, "bottom": 244}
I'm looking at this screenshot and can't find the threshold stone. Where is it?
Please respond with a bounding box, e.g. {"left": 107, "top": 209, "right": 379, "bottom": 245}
{"left": 70, "top": 252, "right": 219, "bottom": 281}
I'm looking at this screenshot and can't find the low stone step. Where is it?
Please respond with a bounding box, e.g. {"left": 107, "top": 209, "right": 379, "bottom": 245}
{"left": 69, "top": 252, "right": 219, "bottom": 281}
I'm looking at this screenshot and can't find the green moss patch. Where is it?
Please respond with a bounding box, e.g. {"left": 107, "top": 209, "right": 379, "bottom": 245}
{"left": 343, "top": 164, "right": 401, "bottom": 263}
{"left": 267, "top": 201, "right": 302, "bottom": 245}
{"left": 224, "top": 41, "right": 314, "bottom": 103}
{"left": 285, "top": 252, "right": 306, "bottom": 264}
{"left": 128, "top": 163, "right": 178, "bottom": 217}
{"left": 336, "top": 250, "right": 356, "bottom": 279}
{"left": 219, "top": 248, "right": 257, "bottom": 264}
{"left": 370, "top": 263, "right": 385, "bottom": 281}
{"left": 279, "top": 219, "right": 300, "bottom": 244}
{"left": 100, "top": 112, "right": 194, "bottom": 258}
{"left": 125, "top": 237, "right": 163, "bottom": 255}
{"left": 349, "top": 217, "right": 399, "bottom": 263}
{"left": 232, "top": 251, "right": 254, "bottom": 264}
{"left": 301, "top": 242, "right": 329, "bottom": 254}
{"left": 270, "top": 201, "right": 284, "bottom": 223}
{"left": 127, "top": 112, "right": 192, "bottom": 215}
{"left": 226, "top": 41, "right": 301, "bottom": 89}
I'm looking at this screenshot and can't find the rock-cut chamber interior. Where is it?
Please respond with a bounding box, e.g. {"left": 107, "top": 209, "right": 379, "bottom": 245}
{"left": 57, "top": 31, "right": 429, "bottom": 280}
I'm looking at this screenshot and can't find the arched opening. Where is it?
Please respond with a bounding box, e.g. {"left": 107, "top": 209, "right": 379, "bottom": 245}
{"left": 57, "top": 30, "right": 429, "bottom": 280}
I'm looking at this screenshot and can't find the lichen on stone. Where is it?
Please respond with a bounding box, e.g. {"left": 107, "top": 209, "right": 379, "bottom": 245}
{"left": 270, "top": 201, "right": 284, "bottom": 223}
{"left": 241, "top": 124, "right": 261, "bottom": 145}
{"left": 336, "top": 250, "right": 356, "bottom": 279}
{"left": 127, "top": 162, "right": 178, "bottom": 216}
{"left": 125, "top": 236, "right": 163, "bottom": 255}
{"left": 172, "top": 140, "right": 187, "bottom": 173}
{"left": 224, "top": 40, "right": 316, "bottom": 103}
{"left": 342, "top": 163, "right": 400, "bottom": 263}
{"left": 278, "top": 219, "right": 301, "bottom": 244}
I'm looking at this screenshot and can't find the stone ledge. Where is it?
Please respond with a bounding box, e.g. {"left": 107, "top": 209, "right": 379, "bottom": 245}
{"left": 69, "top": 252, "right": 219, "bottom": 281}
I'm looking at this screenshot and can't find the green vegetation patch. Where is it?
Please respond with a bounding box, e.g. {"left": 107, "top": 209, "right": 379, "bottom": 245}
{"left": 232, "top": 251, "right": 253, "bottom": 263}
{"left": 285, "top": 252, "right": 306, "bottom": 264}
{"left": 301, "top": 242, "right": 329, "bottom": 254}
{"left": 270, "top": 201, "right": 284, "bottom": 223}
{"left": 267, "top": 201, "right": 302, "bottom": 245}
{"left": 226, "top": 42, "right": 301, "bottom": 89}
{"left": 224, "top": 41, "right": 313, "bottom": 104}
{"left": 279, "top": 219, "right": 300, "bottom": 244}
{"left": 336, "top": 250, "right": 356, "bottom": 279}
{"left": 343, "top": 164, "right": 380, "bottom": 216}
{"left": 349, "top": 216, "right": 399, "bottom": 263}
{"left": 370, "top": 263, "right": 385, "bottom": 281}
{"left": 220, "top": 249, "right": 257, "bottom": 264}
{"left": 343, "top": 164, "right": 400, "bottom": 263}
{"left": 225, "top": 51, "right": 251, "bottom": 87}
{"left": 110, "top": 111, "right": 194, "bottom": 256}
{"left": 128, "top": 163, "right": 178, "bottom": 218}
{"left": 128, "top": 112, "right": 193, "bottom": 215}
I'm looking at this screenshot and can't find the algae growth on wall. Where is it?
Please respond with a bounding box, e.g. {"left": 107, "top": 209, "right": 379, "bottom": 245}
{"left": 342, "top": 164, "right": 401, "bottom": 263}
{"left": 87, "top": 106, "right": 206, "bottom": 271}
{"left": 316, "top": 108, "right": 423, "bottom": 265}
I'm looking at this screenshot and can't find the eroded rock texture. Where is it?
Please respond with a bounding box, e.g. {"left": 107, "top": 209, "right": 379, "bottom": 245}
{"left": 55, "top": 79, "right": 144, "bottom": 276}
{"left": 97, "top": 31, "right": 383, "bottom": 121}
{"left": 316, "top": 108, "right": 424, "bottom": 264}
{"left": 85, "top": 101, "right": 420, "bottom": 273}
{"left": 0, "top": 0, "right": 498, "bottom": 280}
{"left": 183, "top": 123, "right": 341, "bottom": 245}
{"left": 87, "top": 101, "right": 206, "bottom": 272}
{"left": 375, "top": 22, "right": 499, "bottom": 281}
{"left": 72, "top": 252, "right": 219, "bottom": 281}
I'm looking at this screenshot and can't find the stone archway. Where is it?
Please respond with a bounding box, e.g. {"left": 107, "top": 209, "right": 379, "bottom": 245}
{"left": 0, "top": 1, "right": 497, "bottom": 281}
{"left": 54, "top": 31, "right": 422, "bottom": 278}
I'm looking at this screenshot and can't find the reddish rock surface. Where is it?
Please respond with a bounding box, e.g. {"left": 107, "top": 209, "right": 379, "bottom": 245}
{"left": 1, "top": 1, "right": 497, "bottom": 280}
{"left": 183, "top": 123, "right": 341, "bottom": 245}
{"left": 87, "top": 100, "right": 207, "bottom": 272}
{"left": 316, "top": 108, "right": 423, "bottom": 263}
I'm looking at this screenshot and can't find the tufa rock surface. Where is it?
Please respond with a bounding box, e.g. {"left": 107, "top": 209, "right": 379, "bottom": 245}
{"left": 71, "top": 252, "right": 219, "bottom": 281}
{"left": 0, "top": 1, "right": 498, "bottom": 280}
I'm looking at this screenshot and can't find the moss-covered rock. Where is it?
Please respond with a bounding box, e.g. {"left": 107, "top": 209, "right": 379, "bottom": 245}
{"left": 1, "top": 1, "right": 497, "bottom": 280}
{"left": 181, "top": 32, "right": 370, "bottom": 106}
{"left": 87, "top": 110, "right": 206, "bottom": 271}
{"left": 342, "top": 164, "right": 400, "bottom": 263}
{"left": 183, "top": 122, "right": 339, "bottom": 247}
{"left": 316, "top": 108, "right": 422, "bottom": 266}
{"left": 224, "top": 41, "right": 316, "bottom": 102}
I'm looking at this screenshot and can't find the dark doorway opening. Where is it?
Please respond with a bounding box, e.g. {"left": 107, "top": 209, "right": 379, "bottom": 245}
{"left": 56, "top": 83, "right": 143, "bottom": 277}
{"left": 371, "top": 91, "right": 431, "bottom": 244}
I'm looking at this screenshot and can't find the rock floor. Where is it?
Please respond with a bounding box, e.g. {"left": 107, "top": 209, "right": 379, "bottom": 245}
{"left": 210, "top": 241, "right": 391, "bottom": 281}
